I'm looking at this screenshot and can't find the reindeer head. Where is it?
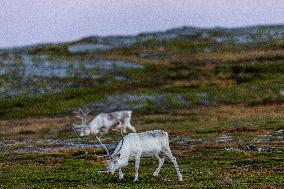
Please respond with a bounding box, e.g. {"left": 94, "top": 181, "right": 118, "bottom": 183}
{"left": 106, "top": 153, "right": 122, "bottom": 174}
{"left": 106, "top": 135, "right": 125, "bottom": 174}
{"left": 72, "top": 108, "right": 91, "bottom": 136}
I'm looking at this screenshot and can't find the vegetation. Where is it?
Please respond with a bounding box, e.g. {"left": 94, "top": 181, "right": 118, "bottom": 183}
{"left": 1, "top": 105, "right": 284, "bottom": 188}
{"left": 0, "top": 25, "right": 284, "bottom": 188}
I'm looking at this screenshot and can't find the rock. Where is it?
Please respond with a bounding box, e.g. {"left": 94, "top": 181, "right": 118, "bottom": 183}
{"left": 203, "top": 47, "right": 213, "bottom": 53}
{"left": 243, "top": 145, "right": 278, "bottom": 152}
{"left": 276, "top": 129, "right": 284, "bottom": 134}
{"left": 254, "top": 135, "right": 272, "bottom": 143}
{"left": 189, "top": 138, "right": 204, "bottom": 143}
{"left": 243, "top": 145, "right": 257, "bottom": 151}
{"left": 68, "top": 44, "right": 112, "bottom": 53}
{"left": 0, "top": 53, "right": 144, "bottom": 97}
{"left": 87, "top": 93, "right": 192, "bottom": 113}
{"left": 196, "top": 93, "right": 213, "bottom": 106}
{"left": 89, "top": 93, "right": 154, "bottom": 112}
{"left": 174, "top": 94, "right": 192, "bottom": 108}
{"left": 224, "top": 147, "right": 238, "bottom": 151}
{"left": 96, "top": 60, "right": 143, "bottom": 70}
{"left": 97, "top": 170, "right": 111, "bottom": 174}
{"left": 216, "top": 135, "right": 233, "bottom": 143}
{"left": 257, "top": 146, "right": 277, "bottom": 152}
{"left": 171, "top": 136, "right": 190, "bottom": 144}
{"left": 154, "top": 93, "right": 169, "bottom": 109}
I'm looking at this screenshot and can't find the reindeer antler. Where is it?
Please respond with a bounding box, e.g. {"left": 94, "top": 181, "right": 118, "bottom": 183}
{"left": 73, "top": 108, "right": 92, "bottom": 125}
{"left": 83, "top": 107, "right": 91, "bottom": 115}
{"left": 74, "top": 108, "right": 91, "bottom": 116}
{"left": 96, "top": 135, "right": 110, "bottom": 157}
{"left": 97, "top": 125, "right": 124, "bottom": 159}
{"left": 111, "top": 123, "right": 124, "bottom": 158}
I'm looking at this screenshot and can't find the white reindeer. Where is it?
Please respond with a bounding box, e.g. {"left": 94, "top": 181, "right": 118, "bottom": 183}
{"left": 106, "top": 130, "right": 183, "bottom": 182}
{"left": 72, "top": 108, "right": 136, "bottom": 136}
{"left": 72, "top": 108, "right": 136, "bottom": 155}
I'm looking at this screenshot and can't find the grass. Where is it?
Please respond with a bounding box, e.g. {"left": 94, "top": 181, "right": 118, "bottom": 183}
{"left": 1, "top": 25, "right": 284, "bottom": 188}
{"left": 0, "top": 104, "right": 283, "bottom": 188}
{"left": 0, "top": 142, "right": 283, "bottom": 188}
{"left": 1, "top": 38, "right": 284, "bottom": 119}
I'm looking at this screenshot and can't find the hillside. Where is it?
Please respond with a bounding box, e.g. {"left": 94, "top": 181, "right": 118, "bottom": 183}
{"left": 0, "top": 25, "right": 283, "bottom": 118}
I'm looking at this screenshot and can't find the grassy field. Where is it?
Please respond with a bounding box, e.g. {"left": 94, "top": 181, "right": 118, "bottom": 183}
{"left": 0, "top": 105, "right": 283, "bottom": 188}
{"left": 0, "top": 26, "right": 284, "bottom": 188}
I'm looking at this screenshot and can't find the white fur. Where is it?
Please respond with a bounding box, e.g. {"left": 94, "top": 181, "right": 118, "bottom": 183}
{"left": 73, "top": 110, "right": 136, "bottom": 136}
{"left": 107, "top": 130, "right": 183, "bottom": 182}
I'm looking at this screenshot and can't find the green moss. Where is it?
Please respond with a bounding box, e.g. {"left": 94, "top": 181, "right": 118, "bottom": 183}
{"left": 29, "top": 44, "right": 70, "bottom": 57}
{"left": 1, "top": 146, "right": 283, "bottom": 188}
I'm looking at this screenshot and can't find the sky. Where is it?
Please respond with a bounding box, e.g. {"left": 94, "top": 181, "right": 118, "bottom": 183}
{"left": 1, "top": 0, "right": 284, "bottom": 48}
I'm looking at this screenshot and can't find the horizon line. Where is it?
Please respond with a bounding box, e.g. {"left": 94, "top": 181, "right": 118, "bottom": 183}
{"left": 1, "top": 23, "right": 283, "bottom": 50}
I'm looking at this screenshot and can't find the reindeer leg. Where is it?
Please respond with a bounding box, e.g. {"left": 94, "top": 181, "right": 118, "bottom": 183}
{"left": 126, "top": 123, "right": 136, "bottom": 133}
{"left": 162, "top": 147, "right": 183, "bottom": 182}
{"left": 123, "top": 126, "right": 127, "bottom": 133}
{"left": 96, "top": 135, "right": 109, "bottom": 157}
{"left": 134, "top": 154, "right": 141, "bottom": 182}
{"left": 118, "top": 168, "right": 124, "bottom": 180}
{"left": 120, "top": 127, "right": 124, "bottom": 137}
{"left": 153, "top": 153, "right": 165, "bottom": 177}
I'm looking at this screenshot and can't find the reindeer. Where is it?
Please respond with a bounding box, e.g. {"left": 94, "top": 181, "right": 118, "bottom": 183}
{"left": 106, "top": 130, "right": 183, "bottom": 182}
{"left": 72, "top": 108, "right": 136, "bottom": 155}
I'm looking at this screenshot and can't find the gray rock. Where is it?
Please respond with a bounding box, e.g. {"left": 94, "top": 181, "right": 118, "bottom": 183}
{"left": 0, "top": 53, "right": 144, "bottom": 97}
{"left": 276, "top": 129, "right": 284, "bottom": 134}
{"left": 243, "top": 145, "right": 278, "bottom": 152}
{"left": 174, "top": 94, "right": 192, "bottom": 108}
{"left": 68, "top": 44, "right": 112, "bottom": 53}
{"left": 85, "top": 93, "right": 192, "bottom": 113}
{"left": 243, "top": 145, "right": 258, "bottom": 151}
{"left": 196, "top": 93, "right": 213, "bottom": 106}
{"left": 154, "top": 93, "right": 169, "bottom": 108}
{"left": 89, "top": 93, "right": 154, "bottom": 112}
{"left": 224, "top": 147, "right": 238, "bottom": 151}
{"left": 216, "top": 135, "right": 234, "bottom": 143}
{"left": 257, "top": 146, "right": 277, "bottom": 152}
{"left": 254, "top": 135, "right": 272, "bottom": 143}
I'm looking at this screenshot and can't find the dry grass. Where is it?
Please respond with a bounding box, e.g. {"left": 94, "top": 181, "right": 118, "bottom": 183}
{"left": 1, "top": 104, "right": 283, "bottom": 140}
{"left": 0, "top": 116, "right": 75, "bottom": 140}
{"left": 200, "top": 104, "right": 284, "bottom": 120}
{"left": 194, "top": 50, "right": 284, "bottom": 63}
{"left": 98, "top": 53, "right": 171, "bottom": 65}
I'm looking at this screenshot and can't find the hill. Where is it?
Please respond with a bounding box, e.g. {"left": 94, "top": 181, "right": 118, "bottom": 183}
{"left": 0, "top": 25, "right": 283, "bottom": 118}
